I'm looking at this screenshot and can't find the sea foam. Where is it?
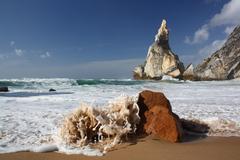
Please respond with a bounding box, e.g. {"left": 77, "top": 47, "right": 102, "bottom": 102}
{"left": 0, "top": 78, "right": 240, "bottom": 155}
{"left": 59, "top": 95, "right": 139, "bottom": 154}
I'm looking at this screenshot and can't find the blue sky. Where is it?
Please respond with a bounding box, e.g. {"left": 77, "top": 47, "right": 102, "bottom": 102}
{"left": 0, "top": 0, "right": 239, "bottom": 78}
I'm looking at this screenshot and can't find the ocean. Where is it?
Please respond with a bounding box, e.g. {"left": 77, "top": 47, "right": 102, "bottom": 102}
{"left": 0, "top": 77, "right": 240, "bottom": 155}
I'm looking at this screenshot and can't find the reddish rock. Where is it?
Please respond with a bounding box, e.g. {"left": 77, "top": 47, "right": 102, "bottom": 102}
{"left": 137, "top": 90, "right": 183, "bottom": 142}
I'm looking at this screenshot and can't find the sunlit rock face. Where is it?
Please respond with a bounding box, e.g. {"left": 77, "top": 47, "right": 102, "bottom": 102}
{"left": 194, "top": 25, "right": 240, "bottom": 80}
{"left": 133, "top": 19, "right": 185, "bottom": 80}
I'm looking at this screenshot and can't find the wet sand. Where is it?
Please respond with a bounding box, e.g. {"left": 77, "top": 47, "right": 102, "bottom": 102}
{"left": 1, "top": 136, "right": 240, "bottom": 160}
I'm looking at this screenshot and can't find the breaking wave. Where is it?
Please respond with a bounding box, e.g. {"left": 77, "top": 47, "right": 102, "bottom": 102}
{"left": 203, "top": 118, "right": 240, "bottom": 137}
{"left": 59, "top": 95, "right": 140, "bottom": 154}
{"left": 0, "top": 78, "right": 149, "bottom": 89}
{"left": 75, "top": 79, "right": 146, "bottom": 85}
{"left": 1, "top": 79, "right": 240, "bottom": 155}
{"left": 0, "top": 78, "right": 185, "bottom": 88}
{"left": 0, "top": 78, "right": 76, "bottom": 89}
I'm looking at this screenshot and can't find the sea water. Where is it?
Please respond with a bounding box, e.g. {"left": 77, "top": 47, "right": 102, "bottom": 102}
{"left": 0, "top": 78, "right": 240, "bottom": 155}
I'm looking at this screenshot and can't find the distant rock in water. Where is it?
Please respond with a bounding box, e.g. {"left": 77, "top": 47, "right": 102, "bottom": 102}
{"left": 183, "top": 64, "right": 194, "bottom": 80}
{"left": 0, "top": 87, "right": 9, "bottom": 92}
{"left": 193, "top": 25, "right": 240, "bottom": 80}
{"left": 133, "top": 19, "right": 185, "bottom": 80}
{"left": 49, "top": 88, "right": 56, "bottom": 92}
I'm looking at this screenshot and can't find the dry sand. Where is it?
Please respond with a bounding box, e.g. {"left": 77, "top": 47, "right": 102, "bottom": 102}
{"left": 1, "top": 136, "right": 240, "bottom": 160}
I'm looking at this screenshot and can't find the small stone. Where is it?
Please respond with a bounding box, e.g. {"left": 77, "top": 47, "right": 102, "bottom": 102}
{"left": 0, "top": 87, "right": 9, "bottom": 92}
{"left": 49, "top": 88, "right": 56, "bottom": 92}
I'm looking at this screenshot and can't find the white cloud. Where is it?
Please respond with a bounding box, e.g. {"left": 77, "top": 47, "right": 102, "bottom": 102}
{"left": 40, "top": 52, "right": 51, "bottom": 59}
{"left": 185, "top": 25, "right": 209, "bottom": 44}
{"left": 210, "top": 0, "right": 240, "bottom": 27}
{"left": 15, "top": 49, "right": 24, "bottom": 56}
{"left": 185, "top": 0, "right": 240, "bottom": 44}
{"left": 198, "top": 39, "right": 226, "bottom": 57}
{"left": 182, "top": 37, "right": 225, "bottom": 65}
{"left": 224, "top": 25, "right": 236, "bottom": 35}
{"left": 184, "top": 36, "right": 191, "bottom": 44}
{"left": 10, "top": 41, "right": 15, "bottom": 47}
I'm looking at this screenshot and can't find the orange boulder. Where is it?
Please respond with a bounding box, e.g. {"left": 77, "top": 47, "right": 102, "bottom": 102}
{"left": 137, "top": 90, "right": 183, "bottom": 142}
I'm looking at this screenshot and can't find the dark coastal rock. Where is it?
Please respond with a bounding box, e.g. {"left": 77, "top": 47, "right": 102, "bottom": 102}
{"left": 136, "top": 90, "right": 183, "bottom": 142}
{"left": 181, "top": 119, "right": 209, "bottom": 134}
{"left": 194, "top": 25, "right": 240, "bottom": 80}
{"left": 49, "top": 88, "right": 56, "bottom": 92}
{"left": 133, "top": 20, "right": 185, "bottom": 80}
{"left": 0, "top": 87, "right": 9, "bottom": 92}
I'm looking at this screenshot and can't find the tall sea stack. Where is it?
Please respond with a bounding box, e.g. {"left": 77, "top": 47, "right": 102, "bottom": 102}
{"left": 133, "top": 19, "right": 185, "bottom": 80}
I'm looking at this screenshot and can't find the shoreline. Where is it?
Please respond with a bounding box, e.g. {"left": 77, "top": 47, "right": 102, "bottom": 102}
{"left": 1, "top": 136, "right": 240, "bottom": 160}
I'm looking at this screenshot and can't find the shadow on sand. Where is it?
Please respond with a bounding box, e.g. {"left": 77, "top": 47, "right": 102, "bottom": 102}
{"left": 122, "top": 118, "right": 210, "bottom": 147}
{"left": 180, "top": 118, "right": 210, "bottom": 142}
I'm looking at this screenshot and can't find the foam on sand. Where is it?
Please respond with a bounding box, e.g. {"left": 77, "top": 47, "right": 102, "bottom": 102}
{"left": 203, "top": 118, "right": 240, "bottom": 136}
{"left": 59, "top": 95, "right": 140, "bottom": 154}
{"left": 1, "top": 78, "right": 240, "bottom": 155}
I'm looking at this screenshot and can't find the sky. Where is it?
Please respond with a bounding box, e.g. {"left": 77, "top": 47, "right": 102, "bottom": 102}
{"left": 0, "top": 0, "right": 240, "bottom": 79}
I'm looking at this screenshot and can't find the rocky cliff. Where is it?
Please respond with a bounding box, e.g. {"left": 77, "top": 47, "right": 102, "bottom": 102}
{"left": 193, "top": 25, "right": 240, "bottom": 80}
{"left": 133, "top": 20, "right": 185, "bottom": 80}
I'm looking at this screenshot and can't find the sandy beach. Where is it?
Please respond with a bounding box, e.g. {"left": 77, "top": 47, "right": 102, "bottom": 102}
{"left": 1, "top": 136, "right": 240, "bottom": 160}
{"left": 1, "top": 0, "right": 240, "bottom": 160}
